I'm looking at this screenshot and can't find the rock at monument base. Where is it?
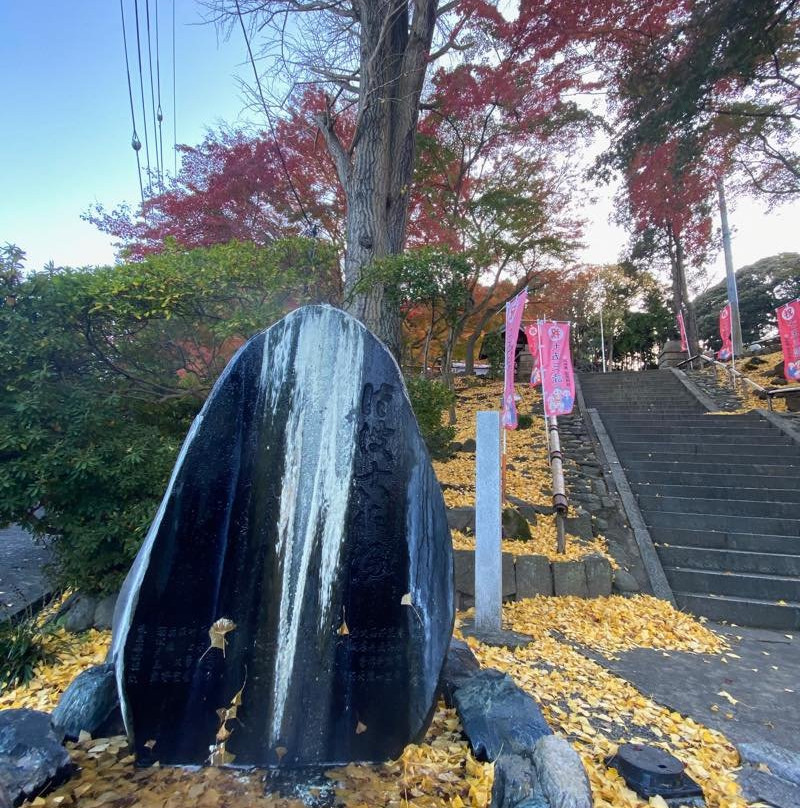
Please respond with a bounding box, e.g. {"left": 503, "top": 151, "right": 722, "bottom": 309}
{"left": 111, "top": 306, "right": 453, "bottom": 769}
{"left": 61, "top": 595, "right": 96, "bottom": 633}
{"left": 491, "top": 754, "right": 547, "bottom": 808}
{"left": 532, "top": 735, "right": 592, "bottom": 808}
{"left": 440, "top": 639, "right": 480, "bottom": 708}
{"left": 51, "top": 664, "right": 121, "bottom": 741}
{"left": 93, "top": 594, "right": 117, "bottom": 630}
{"left": 0, "top": 710, "right": 73, "bottom": 807}
{"left": 452, "top": 669, "right": 552, "bottom": 761}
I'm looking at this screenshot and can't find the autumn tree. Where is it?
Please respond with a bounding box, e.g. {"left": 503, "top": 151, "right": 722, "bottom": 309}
{"left": 604, "top": 0, "right": 800, "bottom": 204}
{"left": 85, "top": 104, "right": 346, "bottom": 262}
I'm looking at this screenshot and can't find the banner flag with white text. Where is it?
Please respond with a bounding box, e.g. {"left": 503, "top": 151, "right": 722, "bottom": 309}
{"left": 524, "top": 323, "right": 541, "bottom": 386}
{"left": 539, "top": 321, "right": 575, "bottom": 417}
{"left": 677, "top": 310, "right": 688, "bottom": 353}
{"left": 501, "top": 289, "right": 528, "bottom": 429}
{"left": 777, "top": 299, "right": 800, "bottom": 382}
{"left": 718, "top": 304, "right": 733, "bottom": 361}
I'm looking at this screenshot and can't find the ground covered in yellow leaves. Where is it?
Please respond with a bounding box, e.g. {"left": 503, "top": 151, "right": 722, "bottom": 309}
{"left": 4, "top": 378, "right": 763, "bottom": 807}
{"left": 435, "top": 379, "right": 614, "bottom": 564}
{"left": 5, "top": 632, "right": 491, "bottom": 808}
{"left": 705, "top": 351, "right": 789, "bottom": 413}
{"left": 461, "top": 596, "right": 750, "bottom": 808}
{"left": 6, "top": 593, "right": 760, "bottom": 808}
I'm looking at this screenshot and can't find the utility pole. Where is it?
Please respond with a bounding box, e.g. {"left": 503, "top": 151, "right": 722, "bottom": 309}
{"left": 599, "top": 303, "right": 607, "bottom": 373}
{"left": 717, "top": 178, "right": 743, "bottom": 355}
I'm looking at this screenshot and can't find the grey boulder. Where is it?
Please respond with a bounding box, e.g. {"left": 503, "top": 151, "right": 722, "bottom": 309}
{"left": 61, "top": 595, "right": 96, "bottom": 633}
{"left": 0, "top": 709, "right": 73, "bottom": 806}
{"left": 51, "top": 664, "right": 121, "bottom": 741}
{"left": 452, "top": 669, "right": 551, "bottom": 761}
{"left": 532, "top": 735, "right": 592, "bottom": 808}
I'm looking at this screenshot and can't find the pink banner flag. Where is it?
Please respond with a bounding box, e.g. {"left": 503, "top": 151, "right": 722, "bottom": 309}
{"left": 524, "top": 323, "right": 541, "bottom": 386}
{"left": 677, "top": 310, "right": 688, "bottom": 353}
{"left": 718, "top": 303, "right": 733, "bottom": 361}
{"left": 501, "top": 289, "right": 528, "bottom": 429}
{"left": 539, "top": 321, "right": 575, "bottom": 417}
{"left": 777, "top": 299, "right": 800, "bottom": 382}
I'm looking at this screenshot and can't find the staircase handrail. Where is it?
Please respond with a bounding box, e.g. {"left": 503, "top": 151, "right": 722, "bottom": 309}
{"left": 694, "top": 353, "right": 768, "bottom": 396}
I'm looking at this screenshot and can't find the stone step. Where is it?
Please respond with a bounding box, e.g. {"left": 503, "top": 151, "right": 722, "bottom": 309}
{"left": 599, "top": 415, "right": 765, "bottom": 427}
{"left": 665, "top": 566, "right": 800, "bottom": 602}
{"left": 593, "top": 408, "right": 707, "bottom": 416}
{"left": 615, "top": 440, "right": 800, "bottom": 457}
{"left": 607, "top": 429, "right": 787, "bottom": 444}
{"left": 658, "top": 545, "right": 800, "bottom": 576}
{"left": 673, "top": 591, "right": 800, "bottom": 630}
{"left": 623, "top": 459, "right": 800, "bottom": 478}
{"left": 647, "top": 510, "right": 800, "bottom": 537}
{"left": 585, "top": 395, "right": 696, "bottom": 403}
{"left": 605, "top": 424, "right": 778, "bottom": 436}
{"left": 637, "top": 494, "right": 800, "bottom": 519}
{"left": 626, "top": 469, "right": 800, "bottom": 490}
{"left": 623, "top": 450, "right": 800, "bottom": 466}
{"left": 632, "top": 481, "right": 800, "bottom": 503}
{"left": 650, "top": 526, "right": 799, "bottom": 555}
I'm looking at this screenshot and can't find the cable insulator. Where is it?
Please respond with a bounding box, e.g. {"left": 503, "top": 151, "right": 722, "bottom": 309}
{"left": 132, "top": 132, "right": 142, "bottom": 151}
{"left": 157, "top": 105, "right": 163, "bottom": 122}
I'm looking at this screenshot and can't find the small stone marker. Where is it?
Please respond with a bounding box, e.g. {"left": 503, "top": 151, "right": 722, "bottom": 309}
{"left": 475, "top": 411, "right": 502, "bottom": 633}
{"left": 110, "top": 305, "right": 454, "bottom": 768}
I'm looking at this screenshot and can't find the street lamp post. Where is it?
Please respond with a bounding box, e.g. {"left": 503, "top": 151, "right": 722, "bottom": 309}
{"left": 599, "top": 304, "right": 607, "bottom": 373}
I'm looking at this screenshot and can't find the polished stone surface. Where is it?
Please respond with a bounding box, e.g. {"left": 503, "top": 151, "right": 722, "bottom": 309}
{"left": 111, "top": 306, "right": 454, "bottom": 768}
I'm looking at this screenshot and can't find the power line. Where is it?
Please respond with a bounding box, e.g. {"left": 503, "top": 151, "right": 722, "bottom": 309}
{"left": 145, "top": 0, "right": 162, "bottom": 188}
{"left": 172, "top": 0, "right": 177, "bottom": 176}
{"left": 155, "top": 0, "right": 165, "bottom": 184}
{"left": 133, "top": 0, "right": 153, "bottom": 193}
{"left": 119, "top": 0, "right": 146, "bottom": 208}
{"left": 234, "top": 0, "right": 313, "bottom": 228}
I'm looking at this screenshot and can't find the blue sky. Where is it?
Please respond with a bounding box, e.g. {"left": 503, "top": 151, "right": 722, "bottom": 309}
{"left": 1, "top": 1, "right": 797, "bottom": 281}
{"left": 1, "top": 0, "right": 252, "bottom": 269}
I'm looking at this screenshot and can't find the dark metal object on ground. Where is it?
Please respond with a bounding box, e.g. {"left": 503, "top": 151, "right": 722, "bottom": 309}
{"left": 606, "top": 744, "right": 703, "bottom": 800}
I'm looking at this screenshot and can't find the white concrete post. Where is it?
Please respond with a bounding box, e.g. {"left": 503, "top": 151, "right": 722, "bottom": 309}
{"left": 475, "top": 411, "right": 502, "bottom": 633}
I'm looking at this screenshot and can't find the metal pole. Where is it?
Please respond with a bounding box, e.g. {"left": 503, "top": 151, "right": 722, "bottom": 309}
{"left": 547, "top": 416, "right": 568, "bottom": 554}
{"left": 599, "top": 304, "right": 607, "bottom": 373}
{"left": 718, "top": 178, "right": 743, "bottom": 355}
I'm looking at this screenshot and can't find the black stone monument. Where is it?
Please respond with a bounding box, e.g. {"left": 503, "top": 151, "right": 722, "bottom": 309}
{"left": 110, "top": 305, "right": 454, "bottom": 768}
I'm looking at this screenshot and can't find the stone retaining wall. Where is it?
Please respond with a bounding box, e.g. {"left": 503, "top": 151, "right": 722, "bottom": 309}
{"left": 453, "top": 548, "right": 615, "bottom": 609}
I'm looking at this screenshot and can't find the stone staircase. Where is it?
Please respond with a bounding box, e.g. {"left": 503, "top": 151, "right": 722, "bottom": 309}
{"left": 579, "top": 370, "right": 800, "bottom": 630}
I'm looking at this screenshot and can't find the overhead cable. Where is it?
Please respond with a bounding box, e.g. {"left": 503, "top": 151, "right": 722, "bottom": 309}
{"left": 145, "top": 0, "right": 162, "bottom": 188}
{"left": 133, "top": 0, "right": 153, "bottom": 193}
{"left": 119, "top": 0, "right": 146, "bottom": 208}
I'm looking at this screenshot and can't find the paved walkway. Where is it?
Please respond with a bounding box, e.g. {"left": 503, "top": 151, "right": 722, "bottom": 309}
{"left": 0, "top": 524, "right": 54, "bottom": 619}
{"left": 591, "top": 623, "right": 800, "bottom": 754}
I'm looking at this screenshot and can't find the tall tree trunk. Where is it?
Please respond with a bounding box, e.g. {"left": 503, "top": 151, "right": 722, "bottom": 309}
{"left": 667, "top": 224, "right": 699, "bottom": 355}
{"left": 316, "top": 0, "right": 438, "bottom": 357}
{"left": 463, "top": 306, "right": 498, "bottom": 374}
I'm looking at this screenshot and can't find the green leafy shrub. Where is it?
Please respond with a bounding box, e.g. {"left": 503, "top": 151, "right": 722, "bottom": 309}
{"left": 0, "top": 239, "right": 338, "bottom": 595}
{"left": 0, "top": 607, "right": 61, "bottom": 689}
{"left": 405, "top": 376, "right": 456, "bottom": 459}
